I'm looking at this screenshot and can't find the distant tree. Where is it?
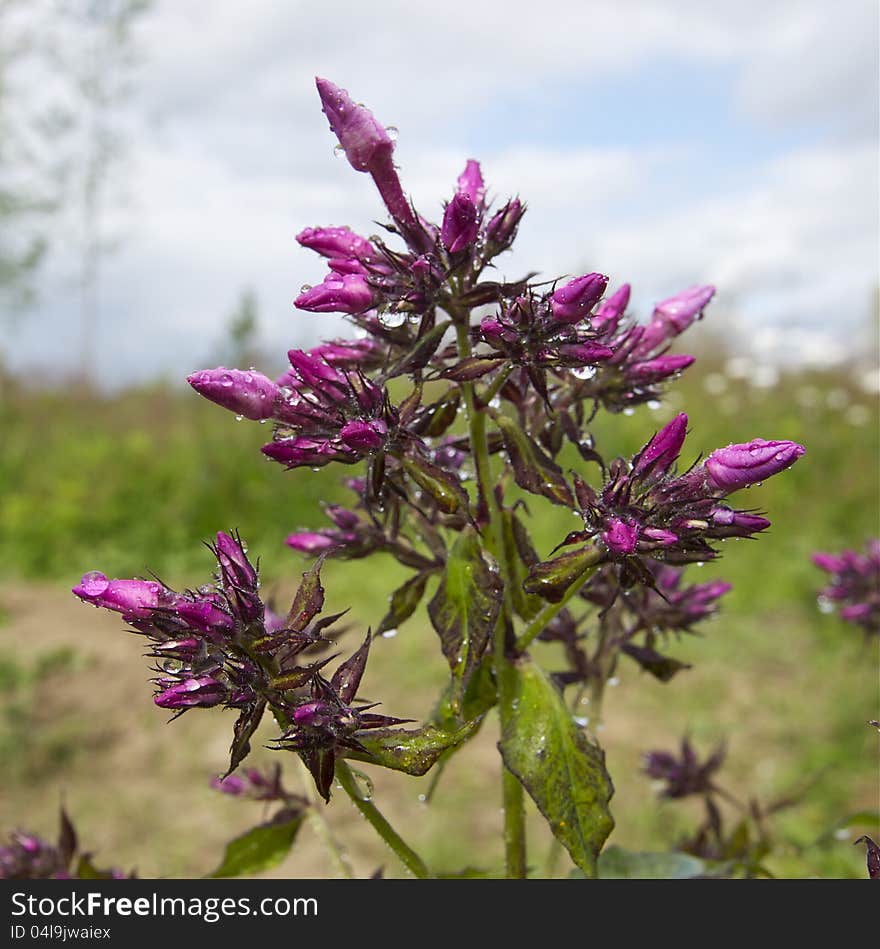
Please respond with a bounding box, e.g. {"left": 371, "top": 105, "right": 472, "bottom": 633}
{"left": 216, "top": 288, "right": 266, "bottom": 370}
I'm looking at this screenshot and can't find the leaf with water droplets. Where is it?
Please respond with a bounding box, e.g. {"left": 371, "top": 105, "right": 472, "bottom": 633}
{"left": 499, "top": 657, "right": 614, "bottom": 878}
{"left": 208, "top": 808, "right": 304, "bottom": 878}
{"left": 377, "top": 571, "right": 432, "bottom": 635}
{"left": 428, "top": 527, "right": 501, "bottom": 692}
{"left": 403, "top": 456, "right": 470, "bottom": 516}
{"left": 285, "top": 557, "right": 325, "bottom": 632}
{"left": 523, "top": 546, "right": 601, "bottom": 602}
{"left": 496, "top": 414, "right": 574, "bottom": 507}
{"left": 343, "top": 721, "right": 480, "bottom": 776}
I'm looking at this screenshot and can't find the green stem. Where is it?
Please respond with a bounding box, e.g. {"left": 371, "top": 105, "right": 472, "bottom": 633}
{"left": 296, "top": 758, "right": 354, "bottom": 879}
{"left": 480, "top": 364, "right": 513, "bottom": 406}
{"left": 453, "top": 313, "right": 527, "bottom": 879}
{"left": 335, "top": 760, "right": 431, "bottom": 879}
{"left": 514, "top": 551, "right": 601, "bottom": 653}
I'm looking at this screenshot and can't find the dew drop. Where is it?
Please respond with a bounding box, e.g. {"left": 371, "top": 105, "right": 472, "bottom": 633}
{"left": 234, "top": 414, "right": 243, "bottom": 422}
{"left": 817, "top": 594, "right": 834, "bottom": 614}
{"left": 623, "top": 407, "right": 635, "bottom": 417}
{"left": 608, "top": 676, "right": 620, "bottom": 687}
{"left": 386, "top": 125, "right": 399, "bottom": 141}
{"left": 380, "top": 628, "right": 398, "bottom": 639}
{"left": 333, "top": 144, "right": 345, "bottom": 158}
{"left": 300, "top": 284, "right": 312, "bottom": 293}
{"left": 574, "top": 716, "right": 589, "bottom": 727}
{"left": 571, "top": 366, "right": 596, "bottom": 381}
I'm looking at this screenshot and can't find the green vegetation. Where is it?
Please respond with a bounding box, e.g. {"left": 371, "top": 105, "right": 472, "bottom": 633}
{"left": 0, "top": 360, "right": 877, "bottom": 877}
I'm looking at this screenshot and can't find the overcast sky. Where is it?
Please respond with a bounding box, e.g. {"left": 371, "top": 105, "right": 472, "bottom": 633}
{"left": 5, "top": 0, "right": 878, "bottom": 386}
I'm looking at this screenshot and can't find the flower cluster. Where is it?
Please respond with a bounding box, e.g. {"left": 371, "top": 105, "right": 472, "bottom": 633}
{"left": 548, "top": 413, "right": 802, "bottom": 568}
{"left": 812, "top": 540, "right": 880, "bottom": 635}
{"left": 73, "top": 531, "right": 406, "bottom": 793}
{"left": 643, "top": 736, "right": 726, "bottom": 799}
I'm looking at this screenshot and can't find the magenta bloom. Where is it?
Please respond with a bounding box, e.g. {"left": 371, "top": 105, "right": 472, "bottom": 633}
{"left": 315, "top": 77, "right": 394, "bottom": 173}
{"left": 457, "top": 159, "right": 486, "bottom": 208}
{"left": 813, "top": 540, "right": 880, "bottom": 635}
{"left": 602, "top": 518, "right": 639, "bottom": 555}
{"left": 632, "top": 413, "right": 688, "bottom": 480}
{"left": 705, "top": 439, "right": 805, "bottom": 493}
{"left": 297, "top": 225, "right": 376, "bottom": 260}
{"left": 72, "top": 572, "right": 161, "bottom": 618}
{"left": 485, "top": 198, "right": 524, "bottom": 248}
{"left": 441, "top": 192, "right": 479, "bottom": 253}
{"left": 154, "top": 676, "right": 228, "bottom": 710}
{"left": 550, "top": 273, "right": 608, "bottom": 324}
{"left": 295, "top": 273, "right": 374, "bottom": 314}
{"left": 592, "top": 283, "right": 631, "bottom": 333}
{"left": 653, "top": 284, "right": 716, "bottom": 333}
{"left": 187, "top": 368, "right": 278, "bottom": 421}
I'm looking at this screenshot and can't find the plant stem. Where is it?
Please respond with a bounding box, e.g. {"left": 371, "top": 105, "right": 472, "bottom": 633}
{"left": 514, "top": 550, "right": 601, "bottom": 653}
{"left": 335, "top": 760, "right": 431, "bottom": 879}
{"left": 296, "top": 758, "right": 354, "bottom": 879}
{"left": 453, "top": 314, "right": 528, "bottom": 878}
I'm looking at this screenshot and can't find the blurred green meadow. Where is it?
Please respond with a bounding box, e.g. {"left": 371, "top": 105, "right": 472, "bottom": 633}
{"left": 0, "top": 355, "right": 878, "bottom": 878}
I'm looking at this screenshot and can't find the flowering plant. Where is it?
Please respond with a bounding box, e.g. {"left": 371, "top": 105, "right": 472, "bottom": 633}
{"left": 67, "top": 78, "right": 808, "bottom": 879}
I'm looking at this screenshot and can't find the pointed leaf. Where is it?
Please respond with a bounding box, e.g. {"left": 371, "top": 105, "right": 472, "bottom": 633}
{"left": 227, "top": 699, "right": 267, "bottom": 776}
{"left": 499, "top": 657, "right": 614, "bottom": 877}
{"left": 403, "top": 456, "right": 470, "bottom": 515}
{"left": 442, "top": 356, "right": 506, "bottom": 382}
{"left": 331, "top": 632, "right": 372, "bottom": 703}
{"left": 299, "top": 747, "right": 337, "bottom": 802}
{"left": 428, "top": 527, "right": 501, "bottom": 687}
{"left": 208, "top": 809, "right": 304, "bottom": 878}
{"left": 387, "top": 320, "right": 451, "bottom": 376}
{"left": 496, "top": 414, "right": 573, "bottom": 506}
{"left": 343, "top": 721, "right": 480, "bottom": 776}
{"left": 57, "top": 807, "right": 78, "bottom": 869}
{"left": 621, "top": 643, "right": 692, "bottom": 682}
{"left": 377, "top": 571, "right": 431, "bottom": 635}
{"left": 854, "top": 836, "right": 880, "bottom": 879}
{"left": 412, "top": 391, "right": 461, "bottom": 438}
{"left": 524, "top": 546, "right": 601, "bottom": 602}
{"left": 501, "top": 511, "right": 543, "bottom": 620}
{"left": 285, "top": 558, "right": 325, "bottom": 632}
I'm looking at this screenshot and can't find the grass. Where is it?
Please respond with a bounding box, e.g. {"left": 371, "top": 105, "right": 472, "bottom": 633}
{"left": 0, "top": 357, "right": 877, "bottom": 878}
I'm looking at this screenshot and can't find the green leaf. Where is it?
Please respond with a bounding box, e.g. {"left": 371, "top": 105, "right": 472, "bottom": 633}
{"left": 523, "top": 546, "right": 601, "bottom": 602}
{"left": 344, "top": 722, "right": 480, "bottom": 776}
{"left": 500, "top": 510, "right": 543, "bottom": 620}
{"left": 403, "top": 456, "right": 470, "bottom": 515}
{"left": 621, "top": 643, "right": 692, "bottom": 682}
{"left": 499, "top": 658, "right": 614, "bottom": 877}
{"left": 208, "top": 810, "right": 304, "bottom": 879}
{"left": 442, "top": 356, "right": 506, "bottom": 381}
{"left": 427, "top": 527, "right": 502, "bottom": 690}
{"left": 496, "top": 414, "right": 574, "bottom": 507}
{"left": 595, "top": 846, "right": 708, "bottom": 879}
{"left": 377, "top": 571, "right": 432, "bottom": 635}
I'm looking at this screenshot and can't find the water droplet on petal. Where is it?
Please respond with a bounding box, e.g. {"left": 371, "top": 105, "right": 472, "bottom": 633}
{"left": 333, "top": 144, "right": 345, "bottom": 157}
{"left": 380, "top": 628, "right": 398, "bottom": 639}
{"left": 386, "top": 125, "right": 399, "bottom": 141}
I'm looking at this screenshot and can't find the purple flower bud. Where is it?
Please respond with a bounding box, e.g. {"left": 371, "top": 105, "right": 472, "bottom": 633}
{"left": 296, "top": 225, "right": 376, "bottom": 260}
{"left": 705, "top": 439, "right": 805, "bottom": 493}
{"left": 262, "top": 437, "right": 346, "bottom": 468}
{"left": 285, "top": 532, "right": 338, "bottom": 554}
{"left": 187, "top": 368, "right": 278, "bottom": 421}
{"left": 152, "top": 637, "right": 202, "bottom": 659}
{"left": 653, "top": 284, "right": 715, "bottom": 333}
{"left": 339, "top": 418, "right": 387, "bottom": 452}
{"left": 602, "top": 518, "right": 639, "bottom": 554}
{"left": 315, "top": 77, "right": 394, "bottom": 173}
{"left": 325, "top": 505, "right": 360, "bottom": 530}
{"left": 480, "top": 316, "right": 518, "bottom": 346}
{"left": 327, "top": 257, "right": 369, "bottom": 276}
{"left": 550, "top": 273, "right": 608, "bottom": 324}
{"left": 710, "top": 507, "right": 771, "bottom": 537}
{"left": 641, "top": 528, "right": 678, "bottom": 546}
{"left": 812, "top": 552, "right": 846, "bottom": 574}
{"left": 286, "top": 349, "right": 347, "bottom": 390}
{"left": 457, "top": 159, "right": 486, "bottom": 208}
{"left": 485, "top": 198, "right": 523, "bottom": 247}
{"left": 592, "top": 283, "right": 631, "bottom": 332}
{"left": 73, "top": 572, "right": 161, "bottom": 618}
{"left": 632, "top": 413, "right": 688, "bottom": 480}
{"left": 555, "top": 342, "right": 615, "bottom": 364}
{"left": 295, "top": 273, "right": 374, "bottom": 314}
{"left": 173, "top": 597, "right": 234, "bottom": 632}
{"left": 215, "top": 531, "right": 257, "bottom": 590}
{"left": 310, "top": 339, "right": 382, "bottom": 368}
{"left": 154, "top": 676, "right": 227, "bottom": 710}
{"left": 841, "top": 603, "right": 873, "bottom": 622}
{"left": 441, "top": 192, "right": 479, "bottom": 254}
{"left": 292, "top": 701, "right": 332, "bottom": 728}
{"left": 211, "top": 774, "right": 247, "bottom": 796}
{"left": 627, "top": 354, "right": 695, "bottom": 382}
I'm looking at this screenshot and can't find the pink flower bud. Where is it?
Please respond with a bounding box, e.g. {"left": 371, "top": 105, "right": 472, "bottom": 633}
{"left": 632, "top": 413, "right": 688, "bottom": 480}
{"left": 187, "top": 368, "right": 278, "bottom": 421}
{"left": 73, "top": 572, "right": 161, "bottom": 618}
{"left": 653, "top": 284, "right": 715, "bottom": 333}
{"left": 441, "top": 192, "right": 479, "bottom": 253}
{"left": 457, "top": 159, "right": 486, "bottom": 208}
{"left": 296, "top": 225, "right": 376, "bottom": 260}
{"left": 315, "top": 77, "right": 394, "bottom": 173}
{"left": 705, "top": 439, "right": 805, "bottom": 493}
{"left": 602, "top": 518, "right": 640, "bottom": 554}
{"left": 294, "top": 273, "right": 375, "bottom": 314}
{"left": 592, "top": 283, "right": 631, "bottom": 333}
{"left": 550, "top": 273, "right": 608, "bottom": 324}
{"left": 339, "top": 418, "right": 387, "bottom": 452}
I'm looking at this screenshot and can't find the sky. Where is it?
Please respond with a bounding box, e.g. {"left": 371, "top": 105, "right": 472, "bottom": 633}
{"left": 4, "top": 0, "right": 879, "bottom": 387}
